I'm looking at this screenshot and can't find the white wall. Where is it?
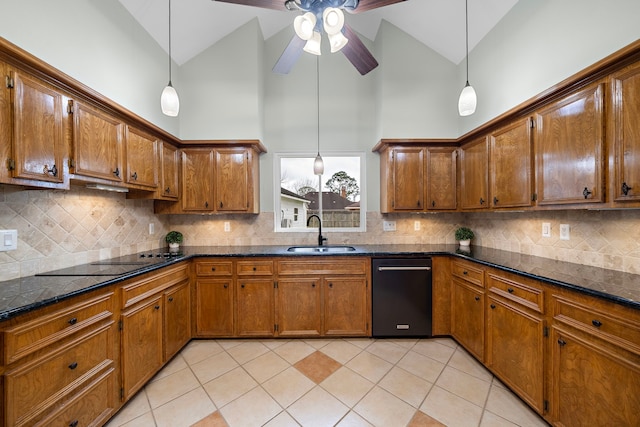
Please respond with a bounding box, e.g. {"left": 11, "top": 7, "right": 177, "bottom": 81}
{"left": 0, "top": 0, "right": 180, "bottom": 135}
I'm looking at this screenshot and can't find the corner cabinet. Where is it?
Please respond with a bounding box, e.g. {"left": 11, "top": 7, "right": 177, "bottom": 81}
{"left": 375, "top": 140, "right": 457, "bottom": 213}
{"left": 154, "top": 140, "right": 266, "bottom": 215}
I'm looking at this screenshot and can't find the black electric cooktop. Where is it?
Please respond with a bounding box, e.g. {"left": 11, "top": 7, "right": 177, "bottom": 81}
{"left": 35, "top": 251, "right": 185, "bottom": 276}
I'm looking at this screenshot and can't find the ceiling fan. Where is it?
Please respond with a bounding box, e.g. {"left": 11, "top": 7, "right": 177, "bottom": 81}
{"left": 213, "top": 0, "right": 407, "bottom": 75}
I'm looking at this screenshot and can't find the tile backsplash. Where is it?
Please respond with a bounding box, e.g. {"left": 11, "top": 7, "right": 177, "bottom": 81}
{"left": 1, "top": 184, "right": 639, "bottom": 281}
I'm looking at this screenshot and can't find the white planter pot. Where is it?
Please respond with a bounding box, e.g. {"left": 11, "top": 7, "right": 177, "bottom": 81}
{"left": 168, "top": 242, "right": 180, "bottom": 252}
{"left": 458, "top": 239, "right": 471, "bottom": 247}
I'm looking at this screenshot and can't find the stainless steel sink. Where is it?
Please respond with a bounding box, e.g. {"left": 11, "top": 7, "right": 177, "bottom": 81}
{"left": 287, "top": 245, "right": 357, "bottom": 253}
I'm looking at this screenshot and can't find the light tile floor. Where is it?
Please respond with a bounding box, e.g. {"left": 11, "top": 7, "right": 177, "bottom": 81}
{"left": 105, "top": 338, "right": 549, "bottom": 427}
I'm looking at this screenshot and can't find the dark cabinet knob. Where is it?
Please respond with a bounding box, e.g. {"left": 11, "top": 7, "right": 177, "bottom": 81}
{"left": 474, "top": 296, "right": 480, "bottom": 301}
{"left": 211, "top": 267, "right": 216, "bottom": 271}
{"left": 431, "top": 200, "right": 436, "bottom": 207}
{"left": 507, "top": 288, "right": 514, "bottom": 293}
{"left": 241, "top": 284, "right": 245, "bottom": 288}
{"left": 113, "top": 167, "right": 120, "bottom": 177}
{"left": 168, "top": 297, "right": 174, "bottom": 302}
{"left": 154, "top": 305, "right": 160, "bottom": 310}
{"left": 223, "top": 284, "right": 228, "bottom": 289}
{"left": 622, "top": 182, "right": 633, "bottom": 196}
{"left": 558, "top": 338, "right": 567, "bottom": 347}
{"left": 493, "top": 197, "right": 499, "bottom": 205}
{"left": 220, "top": 201, "right": 224, "bottom": 208}
{"left": 44, "top": 164, "right": 58, "bottom": 177}
{"left": 131, "top": 171, "right": 138, "bottom": 180}
{"left": 253, "top": 267, "right": 257, "bottom": 271}
{"left": 205, "top": 201, "right": 209, "bottom": 208}
{"left": 479, "top": 198, "right": 485, "bottom": 205}
{"left": 312, "top": 283, "right": 316, "bottom": 288}
{"left": 68, "top": 317, "right": 78, "bottom": 325}
{"left": 68, "top": 362, "right": 78, "bottom": 370}
{"left": 416, "top": 200, "right": 421, "bottom": 207}
{"left": 583, "top": 187, "right": 592, "bottom": 199}
{"left": 463, "top": 271, "right": 468, "bottom": 275}
{"left": 165, "top": 186, "right": 171, "bottom": 194}
{"left": 69, "top": 420, "right": 79, "bottom": 427}
{"left": 592, "top": 319, "right": 602, "bottom": 328}
{"left": 490, "top": 304, "right": 496, "bottom": 309}
{"left": 329, "top": 283, "right": 333, "bottom": 288}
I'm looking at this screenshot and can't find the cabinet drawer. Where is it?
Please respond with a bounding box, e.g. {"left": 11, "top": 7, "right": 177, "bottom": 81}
{"left": 237, "top": 260, "right": 274, "bottom": 276}
{"left": 32, "top": 365, "right": 116, "bottom": 427}
{"left": 3, "top": 292, "right": 114, "bottom": 364}
{"left": 5, "top": 324, "right": 114, "bottom": 427}
{"left": 278, "top": 258, "right": 368, "bottom": 276}
{"left": 554, "top": 296, "right": 640, "bottom": 354}
{"left": 195, "top": 260, "right": 233, "bottom": 276}
{"left": 452, "top": 260, "right": 484, "bottom": 287}
{"left": 122, "top": 263, "right": 189, "bottom": 308}
{"left": 487, "top": 273, "right": 544, "bottom": 313}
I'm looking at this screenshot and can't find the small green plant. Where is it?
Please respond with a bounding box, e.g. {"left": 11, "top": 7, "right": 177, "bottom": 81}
{"left": 165, "top": 231, "right": 183, "bottom": 244}
{"left": 455, "top": 227, "right": 474, "bottom": 241}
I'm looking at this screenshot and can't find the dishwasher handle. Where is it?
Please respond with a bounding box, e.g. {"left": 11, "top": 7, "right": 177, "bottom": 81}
{"left": 377, "top": 266, "right": 432, "bottom": 271}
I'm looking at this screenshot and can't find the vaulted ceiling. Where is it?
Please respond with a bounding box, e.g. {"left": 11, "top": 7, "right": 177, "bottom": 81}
{"left": 119, "top": 0, "right": 519, "bottom": 66}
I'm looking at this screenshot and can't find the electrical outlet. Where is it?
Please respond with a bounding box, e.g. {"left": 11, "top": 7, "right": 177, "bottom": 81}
{"left": 414, "top": 221, "right": 420, "bottom": 231}
{"left": 383, "top": 220, "right": 396, "bottom": 231}
{"left": 542, "top": 222, "right": 551, "bottom": 237}
{"left": 224, "top": 221, "right": 231, "bottom": 232}
{"left": 149, "top": 223, "right": 155, "bottom": 235}
{"left": 560, "top": 224, "right": 570, "bottom": 240}
{"left": 0, "top": 229, "right": 17, "bottom": 251}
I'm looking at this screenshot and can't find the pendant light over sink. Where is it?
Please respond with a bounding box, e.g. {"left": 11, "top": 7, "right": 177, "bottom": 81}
{"left": 458, "top": 0, "right": 477, "bottom": 116}
{"left": 161, "top": 0, "right": 180, "bottom": 117}
{"left": 313, "top": 56, "right": 324, "bottom": 175}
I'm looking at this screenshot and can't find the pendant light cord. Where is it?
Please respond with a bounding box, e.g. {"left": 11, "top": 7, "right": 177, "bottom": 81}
{"left": 465, "top": 0, "right": 469, "bottom": 85}
{"left": 317, "top": 55, "right": 320, "bottom": 154}
{"left": 168, "top": 0, "right": 173, "bottom": 84}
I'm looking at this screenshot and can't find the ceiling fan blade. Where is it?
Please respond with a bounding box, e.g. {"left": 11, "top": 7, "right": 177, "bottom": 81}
{"left": 273, "top": 34, "right": 306, "bottom": 74}
{"left": 341, "top": 24, "right": 379, "bottom": 75}
{"left": 213, "top": 0, "right": 290, "bottom": 11}
{"left": 349, "top": 0, "right": 406, "bottom": 13}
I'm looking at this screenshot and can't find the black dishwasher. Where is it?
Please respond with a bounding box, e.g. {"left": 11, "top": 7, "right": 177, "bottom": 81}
{"left": 372, "top": 258, "right": 432, "bottom": 337}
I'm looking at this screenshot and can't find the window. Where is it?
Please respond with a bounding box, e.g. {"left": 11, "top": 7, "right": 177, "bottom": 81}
{"left": 274, "top": 152, "right": 366, "bottom": 233}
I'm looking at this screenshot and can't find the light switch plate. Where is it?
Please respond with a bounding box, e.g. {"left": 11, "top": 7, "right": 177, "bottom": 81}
{"left": 542, "top": 222, "right": 551, "bottom": 237}
{"left": 560, "top": 224, "right": 570, "bottom": 240}
{"left": 414, "top": 221, "right": 421, "bottom": 231}
{"left": 383, "top": 220, "right": 396, "bottom": 231}
{"left": 224, "top": 221, "right": 231, "bottom": 232}
{"left": 0, "top": 229, "right": 17, "bottom": 251}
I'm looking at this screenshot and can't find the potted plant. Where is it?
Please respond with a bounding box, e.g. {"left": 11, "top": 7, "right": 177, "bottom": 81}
{"left": 455, "top": 227, "right": 474, "bottom": 246}
{"left": 165, "top": 231, "right": 183, "bottom": 252}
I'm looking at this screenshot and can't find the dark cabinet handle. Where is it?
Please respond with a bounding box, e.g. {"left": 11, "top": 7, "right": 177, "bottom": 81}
{"left": 220, "top": 201, "right": 224, "bottom": 208}
{"left": 131, "top": 172, "right": 138, "bottom": 180}
{"left": 68, "top": 362, "right": 78, "bottom": 370}
{"left": 329, "top": 283, "right": 333, "bottom": 288}
{"left": 507, "top": 288, "right": 514, "bottom": 293}
{"left": 211, "top": 267, "right": 216, "bottom": 271}
{"left": 69, "top": 420, "right": 79, "bottom": 427}
{"left": 479, "top": 198, "right": 485, "bottom": 205}
{"left": 223, "top": 284, "right": 228, "bottom": 289}
{"left": 68, "top": 317, "right": 77, "bottom": 325}
{"left": 253, "top": 267, "right": 257, "bottom": 271}
{"left": 490, "top": 304, "right": 496, "bottom": 309}
{"left": 592, "top": 319, "right": 602, "bottom": 328}
{"left": 558, "top": 339, "right": 567, "bottom": 347}
{"left": 474, "top": 296, "right": 480, "bottom": 301}
{"left": 168, "top": 297, "right": 174, "bottom": 302}
{"left": 463, "top": 271, "right": 468, "bottom": 275}
{"left": 312, "top": 283, "right": 316, "bottom": 287}
{"left": 154, "top": 305, "right": 160, "bottom": 310}
{"left": 583, "top": 187, "right": 592, "bottom": 199}
{"left": 44, "top": 164, "right": 58, "bottom": 177}
{"left": 622, "top": 182, "right": 633, "bottom": 196}
{"left": 205, "top": 201, "right": 209, "bottom": 208}
{"left": 113, "top": 167, "right": 120, "bottom": 177}
{"left": 241, "top": 284, "right": 245, "bottom": 288}
{"left": 165, "top": 186, "right": 171, "bottom": 194}
{"left": 416, "top": 200, "right": 421, "bottom": 207}
{"left": 431, "top": 200, "right": 436, "bottom": 207}
{"left": 493, "top": 197, "right": 499, "bottom": 205}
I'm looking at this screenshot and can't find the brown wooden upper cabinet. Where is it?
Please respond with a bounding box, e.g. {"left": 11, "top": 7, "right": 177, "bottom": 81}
{"left": 535, "top": 81, "right": 605, "bottom": 206}
{"left": 124, "top": 125, "right": 158, "bottom": 190}
{"left": 489, "top": 118, "right": 534, "bottom": 208}
{"left": 3, "top": 68, "right": 67, "bottom": 188}
{"left": 377, "top": 142, "right": 457, "bottom": 213}
{"left": 180, "top": 147, "right": 215, "bottom": 212}
{"left": 215, "top": 147, "right": 254, "bottom": 212}
{"left": 460, "top": 136, "right": 489, "bottom": 210}
{"left": 158, "top": 141, "right": 179, "bottom": 200}
{"left": 70, "top": 100, "right": 124, "bottom": 184}
{"left": 610, "top": 61, "right": 640, "bottom": 204}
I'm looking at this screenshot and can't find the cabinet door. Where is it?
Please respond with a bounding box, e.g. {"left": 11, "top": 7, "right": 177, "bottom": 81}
{"left": 611, "top": 62, "right": 640, "bottom": 202}
{"left": 550, "top": 327, "right": 640, "bottom": 427}
{"left": 121, "top": 296, "right": 163, "bottom": 400}
{"left": 71, "top": 100, "right": 123, "bottom": 183}
{"left": 195, "top": 278, "right": 234, "bottom": 337}
{"left": 159, "top": 141, "right": 179, "bottom": 199}
{"left": 390, "top": 147, "right": 425, "bottom": 211}
{"left": 490, "top": 118, "right": 534, "bottom": 208}
{"left": 125, "top": 125, "right": 158, "bottom": 189}
{"left": 181, "top": 148, "right": 214, "bottom": 211}
{"left": 323, "top": 276, "right": 368, "bottom": 336}
{"left": 215, "top": 148, "right": 251, "bottom": 212}
{"left": 486, "top": 296, "right": 545, "bottom": 413}
{"left": 426, "top": 147, "right": 457, "bottom": 210}
{"left": 451, "top": 279, "right": 484, "bottom": 361}
{"left": 11, "top": 70, "right": 65, "bottom": 184}
{"left": 460, "top": 137, "right": 489, "bottom": 209}
{"left": 535, "top": 82, "right": 605, "bottom": 205}
{"left": 236, "top": 279, "right": 274, "bottom": 337}
{"left": 276, "top": 277, "right": 321, "bottom": 337}
{"left": 164, "top": 280, "right": 190, "bottom": 361}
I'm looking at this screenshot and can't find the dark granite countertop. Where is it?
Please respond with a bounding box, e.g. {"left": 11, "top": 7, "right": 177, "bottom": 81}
{"left": 1, "top": 244, "right": 638, "bottom": 321}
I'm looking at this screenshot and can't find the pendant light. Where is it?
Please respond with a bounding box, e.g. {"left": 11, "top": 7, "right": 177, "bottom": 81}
{"left": 313, "top": 56, "right": 324, "bottom": 175}
{"left": 161, "top": 0, "right": 180, "bottom": 117}
{"left": 458, "top": 0, "right": 477, "bottom": 116}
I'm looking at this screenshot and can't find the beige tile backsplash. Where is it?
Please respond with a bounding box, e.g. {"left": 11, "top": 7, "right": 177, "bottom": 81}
{"left": 1, "top": 184, "right": 639, "bottom": 281}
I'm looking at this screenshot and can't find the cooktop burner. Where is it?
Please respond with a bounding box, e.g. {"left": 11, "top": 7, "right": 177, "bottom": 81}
{"left": 35, "top": 251, "right": 186, "bottom": 277}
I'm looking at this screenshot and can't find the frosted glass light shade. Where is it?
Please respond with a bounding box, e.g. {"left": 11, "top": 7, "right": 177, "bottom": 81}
{"left": 458, "top": 83, "right": 477, "bottom": 116}
{"left": 323, "top": 8, "right": 344, "bottom": 35}
{"left": 304, "top": 31, "right": 322, "bottom": 56}
{"left": 294, "top": 12, "right": 317, "bottom": 40}
{"left": 328, "top": 32, "right": 348, "bottom": 53}
{"left": 313, "top": 153, "right": 324, "bottom": 175}
{"left": 161, "top": 83, "right": 180, "bottom": 117}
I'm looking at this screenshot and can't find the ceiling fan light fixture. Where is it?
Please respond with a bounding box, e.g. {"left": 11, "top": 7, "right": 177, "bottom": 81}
{"left": 323, "top": 7, "right": 344, "bottom": 35}
{"left": 161, "top": 82, "right": 180, "bottom": 117}
{"left": 328, "top": 31, "right": 348, "bottom": 53}
{"left": 458, "top": 82, "right": 477, "bottom": 116}
{"left": 303, "top": 31, "right": 322, "bottom": 55}
{"left": 294, "top": 12, "right": 317, "bottom": 40}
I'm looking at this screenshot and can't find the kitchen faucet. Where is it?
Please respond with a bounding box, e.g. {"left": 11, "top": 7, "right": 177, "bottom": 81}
{"left": 307, "top": 214, "right": 327, "bottom": 246}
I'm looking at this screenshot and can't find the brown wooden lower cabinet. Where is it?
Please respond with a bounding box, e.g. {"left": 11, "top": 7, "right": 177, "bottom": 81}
{"left": 276, "top": 277, "right": 322, "bottom": 337}
{"left": 451, "top": 277, "right": 485, "bottom": 361}
{"left": 236, "top": 278, "right": 276, "bottom": 337}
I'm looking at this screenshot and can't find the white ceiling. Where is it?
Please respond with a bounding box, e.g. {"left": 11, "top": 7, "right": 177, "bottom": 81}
{"left": 119, "top": 0, "right": 519, "bottom": 66}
